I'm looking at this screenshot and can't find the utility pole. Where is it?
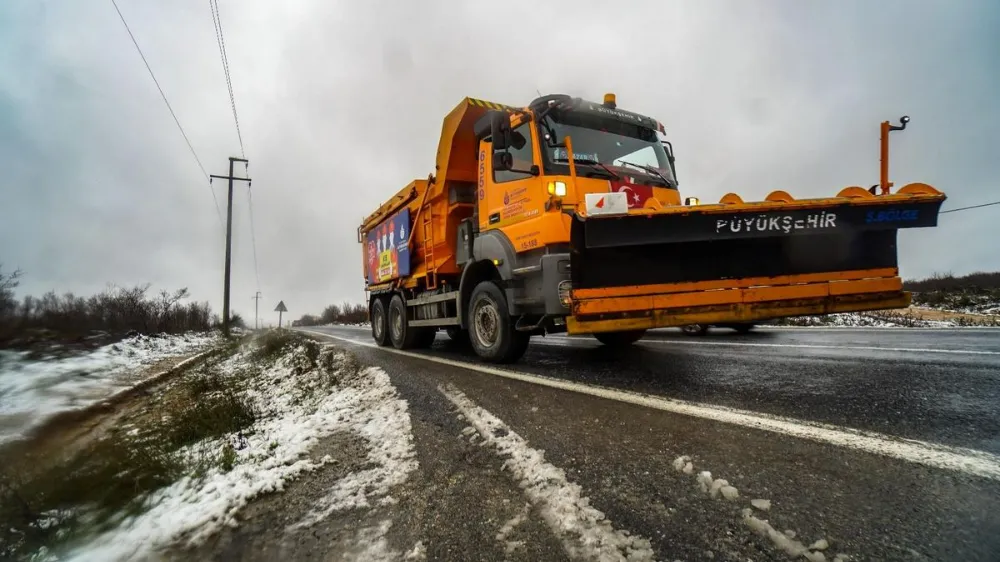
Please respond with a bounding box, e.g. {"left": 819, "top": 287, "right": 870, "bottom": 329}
{"left": 252, "top": 291, "right": 262, "bottom": 330}
{"left": 210, "top": 157, "right": 251, "bottom": 337}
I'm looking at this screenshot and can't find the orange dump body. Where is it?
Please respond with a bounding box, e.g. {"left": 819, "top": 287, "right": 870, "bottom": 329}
{"left": 359, "top": 98, "right": 513, "bottom": 293}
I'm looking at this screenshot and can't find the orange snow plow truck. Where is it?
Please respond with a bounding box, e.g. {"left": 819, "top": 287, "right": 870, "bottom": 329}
{"left": 357, "top": 93, "right": 945, "bottom": 363}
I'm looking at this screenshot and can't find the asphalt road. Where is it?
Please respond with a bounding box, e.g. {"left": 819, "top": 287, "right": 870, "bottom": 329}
{"left": 300, "top": 324, "right": 1000, "bottom": 561}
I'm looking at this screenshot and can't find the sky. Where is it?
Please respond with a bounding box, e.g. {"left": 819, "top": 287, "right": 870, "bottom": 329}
{"left": 1, "top": 0, "right": 998, "bottom": 324}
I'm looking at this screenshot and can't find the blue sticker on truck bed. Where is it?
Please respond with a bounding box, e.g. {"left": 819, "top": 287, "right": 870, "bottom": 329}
{"left": 365, "top": 207, "right": 411, "bottom": 284}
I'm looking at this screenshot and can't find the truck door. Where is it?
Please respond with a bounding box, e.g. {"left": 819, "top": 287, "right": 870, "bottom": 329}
{"left": 478, "top": 121, "right": 543, "bottom": 231}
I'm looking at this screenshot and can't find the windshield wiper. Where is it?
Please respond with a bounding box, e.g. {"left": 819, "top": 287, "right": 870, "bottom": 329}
{"left": 618, "top": 160, "right": 675, "bottom": 188}
{"left": 553, "top": 157, "right": 620, "bottom": 180}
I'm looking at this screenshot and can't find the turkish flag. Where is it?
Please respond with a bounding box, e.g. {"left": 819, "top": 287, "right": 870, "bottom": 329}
{"left": 610, "top": 179, "right": 654, "bottom": 209}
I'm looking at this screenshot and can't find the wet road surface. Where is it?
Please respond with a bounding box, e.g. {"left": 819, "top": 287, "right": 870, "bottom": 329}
{"left": 299, "top": 324, "right": 1000, "bottom": 561}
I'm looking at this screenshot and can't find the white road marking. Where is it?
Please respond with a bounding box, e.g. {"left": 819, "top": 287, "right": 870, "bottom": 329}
{"left": 541, "top": 335, "right": 1000, "bottom": 356}
{"left": 301, "top": 330, "right": 1000, "bottom": 481}
{"left": 440, "top": 383, "right": 656, "bottom": 561}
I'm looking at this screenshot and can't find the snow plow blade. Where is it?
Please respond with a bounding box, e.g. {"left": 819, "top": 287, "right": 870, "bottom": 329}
{"left": 566, "top": 183, "right": 945, "bottom": 334}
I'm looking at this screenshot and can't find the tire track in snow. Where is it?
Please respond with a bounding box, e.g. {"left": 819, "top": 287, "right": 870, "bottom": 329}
{"left": 673, "top": 455, "right": 850, "bottom": 562}
{"left": 439, "top": 383, "right": 656, "bottom": 562}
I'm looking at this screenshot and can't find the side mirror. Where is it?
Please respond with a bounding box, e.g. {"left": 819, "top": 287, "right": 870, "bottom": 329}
{"left": 492, "top": 151, "right": 513, "bottom": 172}
{"left": 490, "top": 112, "right": 510, "bottom": 150}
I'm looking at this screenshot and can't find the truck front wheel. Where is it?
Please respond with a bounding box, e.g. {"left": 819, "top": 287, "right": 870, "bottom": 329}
{"left": 467, "top": 281, "right": 529, "bottom": 363}
{"left": 370, "top": 297, "right": 390, "bottom": 346}
{"left": 594, "top": 329, "right": 646, "bottom": 347}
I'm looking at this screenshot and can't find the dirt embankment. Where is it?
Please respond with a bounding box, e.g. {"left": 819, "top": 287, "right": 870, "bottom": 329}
{"left": 0, "top": 341, "right": 238, "bottom": 560}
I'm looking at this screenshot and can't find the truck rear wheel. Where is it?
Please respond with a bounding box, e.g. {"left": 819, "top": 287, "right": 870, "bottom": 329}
{"left": 467, "top": 281, "right": 529, "bottom": 363}
{"left": 388, "top": 294, "right": 422, "bottom": 349}
{"left": 593, "top": 329, "right": 646, "bottom": 347}
{"left": 370, "top": 297, "right": 390, "bottom": 347}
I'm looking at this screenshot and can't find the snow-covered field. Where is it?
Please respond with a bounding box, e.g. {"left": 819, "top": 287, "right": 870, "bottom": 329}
{"left": 0, "top": 332, "right": 220, "bottom": 444}
{"left": 766, "top": 310, "right": 998, "bottom": 328}
{"left": 767, "top": 312, "right": 951, "bottom": 328}
{"left": 58, "top": 336, "right": 418, "bottom": 562}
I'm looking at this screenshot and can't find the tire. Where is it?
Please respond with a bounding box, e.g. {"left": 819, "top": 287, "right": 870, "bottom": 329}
{"left": 446, "top": 326, "right": 469, "bottom": 346}
{"left": 594, "top": 329, "right": 646, "bottom": 347}
{"left": 681, "top": 324, "right": 709, "bottom": 336}
{"left": 388, "top": 294, "right": 421, "bottom": 349}
{"left": 414, "top": 327, "right": 437, "bottom": 349}
{"left": 370, "top": 297, "right": 390, "bottom": 346}
{"left": 733, "top": 323, "right": 754, "bottom": 334}
{"left": 467, "top": 281, "right": 529, "bottom": 363}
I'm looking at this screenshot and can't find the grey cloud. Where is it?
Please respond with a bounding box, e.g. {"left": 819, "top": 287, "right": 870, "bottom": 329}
{"left": 1, "top": 0, "right": 997, "bottom": 323}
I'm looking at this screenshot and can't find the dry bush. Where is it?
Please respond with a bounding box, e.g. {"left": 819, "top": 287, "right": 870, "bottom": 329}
{"left": 0, "top": 267, "right": 216, "bottom": 347}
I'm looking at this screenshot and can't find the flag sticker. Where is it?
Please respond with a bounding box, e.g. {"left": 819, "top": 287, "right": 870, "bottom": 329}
{"left": 585, "top": 192, "right": 628, "bottom": 216}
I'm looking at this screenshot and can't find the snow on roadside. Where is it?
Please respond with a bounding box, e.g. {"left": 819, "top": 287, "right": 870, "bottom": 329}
{"left": 441, "top": 383, "right": 656, "bottom": 562}
{"left": 769, "top": 312, "right": 937, "bottom": 328}
{"left": 59, "top": 339, "right": 418, "bottom": 562}
{"left": 0, "top": 331, "right": 220, "bottom": 444}
{"left": 288, "top": 363, "right": 418, "bottom": 529}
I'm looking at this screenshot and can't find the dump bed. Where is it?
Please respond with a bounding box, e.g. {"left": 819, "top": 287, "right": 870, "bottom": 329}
{"left": 359, "top": 98, "right": 518, "bottom": 292}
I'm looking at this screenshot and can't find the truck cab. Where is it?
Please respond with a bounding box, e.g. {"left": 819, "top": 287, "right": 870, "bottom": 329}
{"left": 458, "top": 94, "right": 688, "bottom": 352}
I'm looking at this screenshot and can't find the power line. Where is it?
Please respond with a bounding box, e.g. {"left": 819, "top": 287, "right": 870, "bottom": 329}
{"left": 110, "top": 0, "right": 223, "bottom": 225}
{"left": 209, "top": 0, "right": 257, "bottom": 292}
{"left": 940, "top": 200, "right": 1000, "bottom": 214}
{"left": 209, "top": 0, "right": 246, "bottom": 160}
{"left": 246, "top": 187, "right": 261, "bottom": 291}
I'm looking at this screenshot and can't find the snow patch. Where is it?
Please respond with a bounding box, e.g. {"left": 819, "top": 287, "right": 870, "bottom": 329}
{"left": 672, "top": 455, "right": 690, "bottom": 472}
{"left": 496, "top": 502, "right": 531, "bottom": 554}
{"left": 741, "top": 507, "right": 813, "bottom": 558}
{"left": 671, "top": 455, "right": 696, "bottom": 475}
{"left": 696, "top": 471, "right": 714, "bottom": 493}
{"left": 440, "top": 383, "right": 655, "bottom": 562}
{"left": 677, "top": 454, "right": 848, "bottom": 562}
{"left": 810, "top": 539, "right": 830, "bottom": 551}
{"left": 404, "top": 540, "right": 427, "bottom": 560}
{"left": 0, "top": 331, "right": 220, "bottom": 443}
{"left": 60, "top": 342, "right": 417, "bottom": 561}
{"left": 289, "top": 365, "right": 418, "bottom": 528}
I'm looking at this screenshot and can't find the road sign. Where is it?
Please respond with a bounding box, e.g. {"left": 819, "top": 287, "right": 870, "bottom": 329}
{"left": 275, "top": 300, "right": 287, "bottom": 328}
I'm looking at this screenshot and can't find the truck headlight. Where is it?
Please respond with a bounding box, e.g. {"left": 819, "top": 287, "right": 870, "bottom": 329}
{"left": 557, "top": 280, "right": 572, "bottom": 307}
{"left": 547, "top": 181, "right": 567, "bottom": 197}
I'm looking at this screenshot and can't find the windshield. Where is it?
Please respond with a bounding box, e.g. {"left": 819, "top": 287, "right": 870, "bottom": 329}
{"left": 538, "top": 111, "right": 676, "bottom": 187}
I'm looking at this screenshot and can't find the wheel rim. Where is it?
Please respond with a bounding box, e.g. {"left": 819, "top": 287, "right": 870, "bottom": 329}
{"left": 473, "top": 296, "right": 500, "bottom": 348}
{"left": 390, "top": 305, "right": 403, "bottom": 340}
{"left": 373, "top": 305, "right": 384, "bottom": 337}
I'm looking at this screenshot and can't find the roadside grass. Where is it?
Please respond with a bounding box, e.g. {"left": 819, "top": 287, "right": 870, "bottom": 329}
{"left": 0, "top": 329, "right": 325, "bottom": 560}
